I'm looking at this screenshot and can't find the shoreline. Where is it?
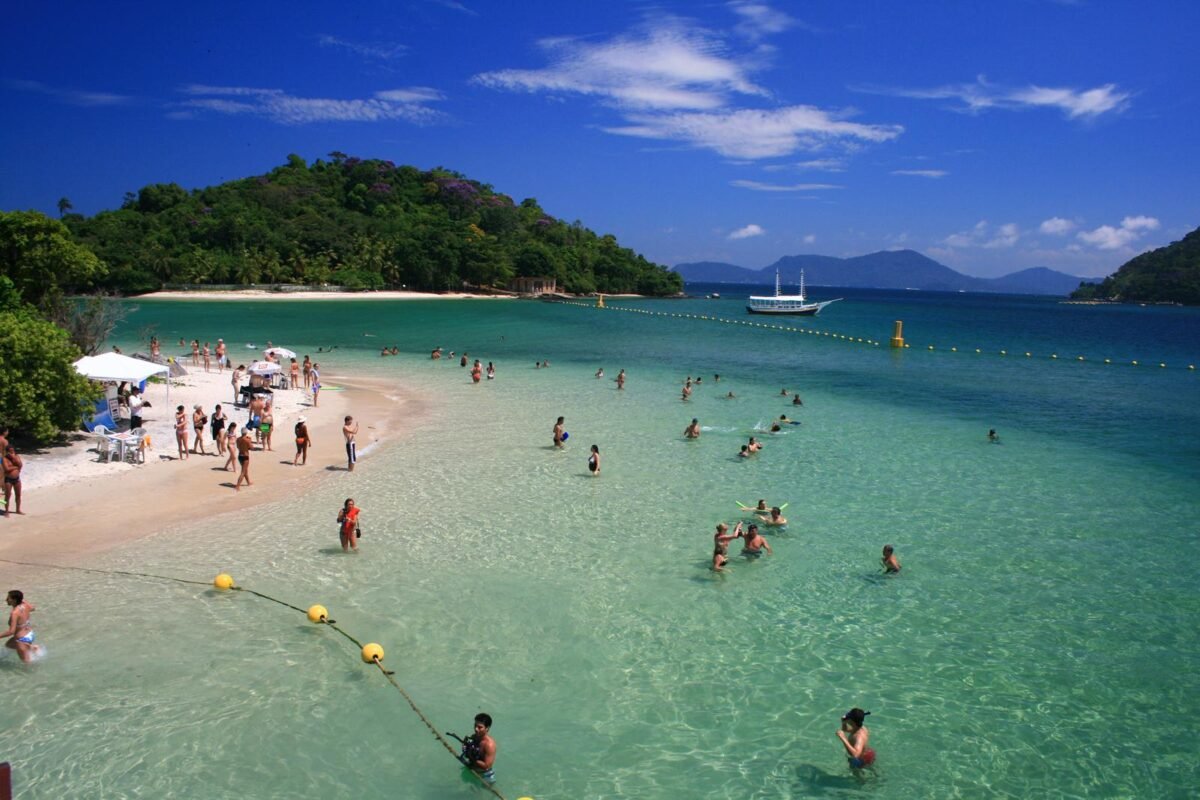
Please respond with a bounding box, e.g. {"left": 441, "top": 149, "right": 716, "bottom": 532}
{"left": 0, "top": 367, "right": 428, "bottom": 574}
{"left": 133, "top": 289, "right": 518, "bottom": 301}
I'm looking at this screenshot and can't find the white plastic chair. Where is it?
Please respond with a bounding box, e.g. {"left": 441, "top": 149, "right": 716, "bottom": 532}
{"left": 92, "top": 424, "right": 116, "bottom": 462}
{"left": 124, "top": 429, "right": 148, "bottom": 464}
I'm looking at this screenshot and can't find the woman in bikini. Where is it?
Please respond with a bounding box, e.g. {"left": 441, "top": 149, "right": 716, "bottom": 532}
{"left": 202, "top": 342, "right": 212, "bottom": 372}
{"left": 293, "top": 417, "right": 311, "bottom": 466}
{"left": 190, "top": 405, "right": 208, "bottom": 455}
{"left": 3, "top": 590, "right": 40, "bottom": 663}
{"left": 588, "top": 445, "right": 600, "bottom": 476}
{"left": 223, "top": 422, "right": 238, "bottom": 471}
{"left": 174, "top": 405, "right": 190, "bottom": 460}
{"left": 712, "top": 522, "right": 742, "bottom": 572}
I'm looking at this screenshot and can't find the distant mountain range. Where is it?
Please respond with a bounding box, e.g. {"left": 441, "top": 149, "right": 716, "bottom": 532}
{"left": 673, "top": 249, "right": 1087, "bottom": 296}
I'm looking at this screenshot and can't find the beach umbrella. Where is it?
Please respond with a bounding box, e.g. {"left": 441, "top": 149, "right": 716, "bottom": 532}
{"left": 263, "top": 346, "right": 297, "bottom": 359}
{"left": 248, "top": 360, "right": 281, "bottom": 375}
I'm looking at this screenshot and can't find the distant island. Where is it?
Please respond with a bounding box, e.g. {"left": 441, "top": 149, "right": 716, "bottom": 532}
{"left": 1071, "top": 225, "right": 1200, "bottom": 305}
{"left": 675, "top": 249, "right": 1086, "bottom": 296}
{"left": 50, "top": 153, "right": 682, "bottom": 297}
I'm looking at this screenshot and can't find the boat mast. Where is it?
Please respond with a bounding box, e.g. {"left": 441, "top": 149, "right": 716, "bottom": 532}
{"left": 799, "top": 269, "right": 805, "bottom": 299}
{"left": 775, "top": 269, "right": 781, "bottom": 297}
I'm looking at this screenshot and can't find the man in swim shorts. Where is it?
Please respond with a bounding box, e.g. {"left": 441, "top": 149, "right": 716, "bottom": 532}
{"left": 741, "top": 523, "right": 772, "bottom": 557}
{"left": 837, "top": 708, "right": 875, "bottom": 769}
{"left": 3, "top": 589, "right": 40, "bottom": 662}
{"left": 343, "top": 415, "right": 360, "bottom": 472}
{"left": 459, "top": 712, "right": 497, "bottom": 782}
{"left": 882, "top": 545, "right": 901, "bottom": 573}
{"left": 684, "top": 418, "right": 701, "bottom": 439}
{"left": 234, "top": 428, "right": 253, "bottom": 491}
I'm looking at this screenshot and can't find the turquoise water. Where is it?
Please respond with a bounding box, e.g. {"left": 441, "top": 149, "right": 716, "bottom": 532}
{"left": 3, "top": 291, "right": 1199, "bottom": 798}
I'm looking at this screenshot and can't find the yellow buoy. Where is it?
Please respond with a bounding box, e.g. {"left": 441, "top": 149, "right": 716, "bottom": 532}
{"left": 362, "top": 643, "right": 385, "bottom": 664}
{"left": 307, "top": 604, "right": 329, "bottom": 623}
{"left": 214, "top": 573, "right": 235, "bottom": 591}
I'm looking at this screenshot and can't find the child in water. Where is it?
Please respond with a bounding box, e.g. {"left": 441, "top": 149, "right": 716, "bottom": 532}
{"left": 882, "top": 545, "right": 901, "bottom": 573}
{"left": 837, "top": 708, "right": 875, "bottom": 769}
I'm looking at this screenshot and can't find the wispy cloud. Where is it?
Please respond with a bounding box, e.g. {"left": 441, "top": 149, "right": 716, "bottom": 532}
{"left": 891, "top": 169, "right": 947, "bottom": 178}
{"left": 1077, "top": 215, "right": 1159, "bottom": 249}
{"left": 729, "top": 223, "right": 766, "bottom": 239}
{"left": 607, "top": 106, "right": 901, "bottom": 159}
{"left": 763, "top": 158, "right": 846, "bottom": 172}
{"left": 474, "top": 10, "right": 902, "bottom": 160}
{"left": 857, "top": 75, "right": 1130, "bottom": 119}
{"left": 317, "top": 35, "right": 408, "bottom": 61}
{"left": 179, "top": 85, "right": 443, "bottom": 125}
{"left": 6, "top": 78, "right": 132, "bottom": 107}
{"left": 803, "top": 233, "right": 817, "bottom": 244}
{"left": 1039, "top": 216, "right": 1075, "bottom": 234}
{"left": 732, "top": 179, "right": 840, "bottom": 191}
{"left": 729, "top": 2, "right": 798, "bottom": 40}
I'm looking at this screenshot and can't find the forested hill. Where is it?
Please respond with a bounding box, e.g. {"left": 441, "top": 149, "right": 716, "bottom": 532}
{"left": 1071, "top": 225, "right": 1200, "bottom": 304}
{"left": 59, "top": 153, "right": 682, "bottom": 296}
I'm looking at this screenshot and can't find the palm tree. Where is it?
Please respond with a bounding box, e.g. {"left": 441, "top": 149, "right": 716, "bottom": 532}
{"left": 57, "top": 197, "right": 73, "bottom": 218}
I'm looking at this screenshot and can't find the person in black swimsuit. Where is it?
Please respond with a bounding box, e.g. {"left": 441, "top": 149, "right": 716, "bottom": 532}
{"left": 587, "top": 444, "right": 600, "bottom": 476}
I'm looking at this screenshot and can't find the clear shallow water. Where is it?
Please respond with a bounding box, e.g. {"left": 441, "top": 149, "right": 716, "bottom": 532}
{"left": 3, "top": 290, "right": 1199, "bottom": 798}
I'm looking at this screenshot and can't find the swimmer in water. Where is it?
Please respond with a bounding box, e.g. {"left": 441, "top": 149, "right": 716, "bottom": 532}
{"left": 988, "top": 428, "right": 999, "bottom": 443}
{"left": 712, "top": 522, "right": 742, "bottom": 572}
{"left": 747, "top": 436, "right": 763, "bottom": 453}
{"left": 779, "top": 414, "right": 800, "bottom": 425}
{"left": 595, "top": 368, "right": 604, "bottom": 379}
{"left": 738, "top": 499, "right": 769, "bottom": 513}
{"left": 738, "top": 444, "right": 751, "bottom": 458}
{"left": 683, "top": 418, "right": 701, "bottom": 439}
{"left": 770, "top": 422, "right": 782, "bottom": 433}
{"left": 756, "top": 506, "right": 787, "bottom": 527}
{"left": 741, "top": 523, "right": 772, "bottom": 557}
{"left": 780, "top": 388, "right": 789, "bottom": 396}
{"left": 882, "top": 545, "right": 901, "bottom": 573}
{"left": 3, "top": 589, "right": 40, "bottom": 662}
{"left": 837, "top": 708, "right": 875, "bottom": 769}
{"left": 726, "top": 391, "right": 735, "bottom": 399}
{"left": 792, "top": 395, "right": 802, "bottom": 406}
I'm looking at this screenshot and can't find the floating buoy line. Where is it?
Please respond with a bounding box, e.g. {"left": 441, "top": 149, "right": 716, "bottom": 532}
{"left": 551, "top": 300, "right": 1196, "bottom": 372}
{"left": 1, "top": 558, "right": 522, "bottom": 800}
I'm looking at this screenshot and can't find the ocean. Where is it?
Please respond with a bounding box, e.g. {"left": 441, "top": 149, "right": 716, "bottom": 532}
{"left": 3, "top": 285, "right": 1198, "bottom": 798}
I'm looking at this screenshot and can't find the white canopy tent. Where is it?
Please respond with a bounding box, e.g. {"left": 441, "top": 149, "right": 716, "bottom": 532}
{"left": 74, "top": 353, "right": 173, "bottom": 423}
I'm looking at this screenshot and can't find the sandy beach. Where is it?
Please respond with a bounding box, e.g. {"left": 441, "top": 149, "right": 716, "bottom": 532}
{"left": 135, "top": 289, "right": 518, "bottom": 301}
{"left": 0, "top": 361, "right": 425, "bottom": 570}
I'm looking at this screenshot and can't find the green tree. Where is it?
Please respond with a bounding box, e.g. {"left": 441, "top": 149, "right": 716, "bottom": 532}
{"left": 0, "top": 210, "right": 106, "bottom": 308}
{"left": 0, "top": 308, "right": 101, "bottom": 442}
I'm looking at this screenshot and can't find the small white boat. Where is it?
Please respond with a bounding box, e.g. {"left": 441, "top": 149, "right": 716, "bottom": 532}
{"left": 708, "top": 292, "right": 721, "bottom": 299}
{"left": 747, "top": 270, "right": 840, "bottom": 316}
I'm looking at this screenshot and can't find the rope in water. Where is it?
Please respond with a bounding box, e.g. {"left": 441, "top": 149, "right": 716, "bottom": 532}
{"left": 0, "top": 558, "right": 508, "bottom": 800}
{"left": 552, "top": 299, "right": 1198, "bottom": 371}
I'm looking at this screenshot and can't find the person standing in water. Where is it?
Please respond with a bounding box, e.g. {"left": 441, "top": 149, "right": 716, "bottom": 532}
{"left": 712, "top": 521, "right": 742, "bottom": 572}
{"left": 588, "top": 444, "right": 600, "bottom": 476}
{"left": 337, "top": 498, "right": 361, "bottom": 552}
{"left": 3, "top": 589, "right": 41, "bottom": 662}
{"left": 343, "top": 415, "right": 359, "bottom": 472}
{"left": 458, "top": 712, "right": 497, "bottom": 782}
{"left": 988, "top": 428, "right": 999, "bottom": 443}
{"left": 837, "top": 708, "right": 875, "bottom": 769}
{"left": 683, "top": 418, "right": 701, "bottom": 439}
{"left": 741, "top": 523, "right": 772, "bottom": 557}
{"left": 616, "top": 369, "right": 626, "bottom": 390}
{"left": 553, "top": 416, "right": 565, "bottom": 448}
{"left": 756, "top": 507, "right": 787, "bottom": 527}
{"left": 882, "top": 545, "right": 901, "bottom": 573}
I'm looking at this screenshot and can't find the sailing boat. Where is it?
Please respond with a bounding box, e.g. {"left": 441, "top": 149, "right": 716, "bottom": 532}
{"left": 746, "top": 270, "right": 841, "bottom": 316}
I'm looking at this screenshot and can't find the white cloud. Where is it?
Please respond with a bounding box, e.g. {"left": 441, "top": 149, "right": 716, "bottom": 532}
{"left": 607, "top": 106, "right": 902, "bottom": 159}
{"left": 179, "top": 85, "right": 443, "bottom": 124}
{"left": 803, "top": 234, "right": 816, "bottom": 244}
{"left": 763, "top": 158, "right": 846, "bottom": 172}
{"left": 474, "top": 13, "right": 902, "bottom": 160}
{"left": 731, "top": 179, "right": 840, "bottom": 191}
{"left": 317, "top": 35, "right": 407, "bottom": 61}
{"left": 1039, "top": 217, "right": 1075, "bottom": 235}
{"left": 729, "top": 2, "right": 797, "bottom": 40}
{"left": 857, "top": 75, "right": 1131, "bottom": 120}
{"left": 891, "top": 169, "right": 947, "bottom": 178}
{"left": 6, "top": 78, "right": 132, "bottom": 107}
{"left": 729, "top": 223, "right": 766, "bottom": 239}
{"left": 1077, "top": 215, "right": 1160, "bottom": 250}
{"left": 942, "top": 220, "right": 1020, "bottom": 249}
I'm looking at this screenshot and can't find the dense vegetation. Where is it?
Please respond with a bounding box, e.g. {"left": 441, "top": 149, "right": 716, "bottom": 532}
{"left": 1072, "top": 225, "right": 1200, "bottom": 304}
{"left": 62, "top": 153, "right": 682, "bottom": 296}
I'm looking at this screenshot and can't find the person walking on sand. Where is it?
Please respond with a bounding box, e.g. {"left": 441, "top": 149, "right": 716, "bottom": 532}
{"left": 616, "top": 369, "right": 626, "bottom": 390}
{"left": 290, "top": 358, "right": 300, "bottom": 389}
{"left": 3, "top": 590, "right": 41, "bottom": 662}
{"left": 588, "top": 444, "right": 600, "bottom": 476}
{"left": 3, "top": 445, "right": 23, "bottom": 516}
{"left": 882, "top": 545, "right": 901, "bottom": 573}
{"left": 837, "top": 708, "right": 875, "bottom": 769}
{"left": 190, "top": 405, "right": 208, "bottom": 455}
{"left": 202, "top": 341, "right": 211, "bottom": 372}
{"left": 174, "top": 405, "right": 190, "bottom": 460}
{"left": 223, "top": 422, "right": 238, "bottom": 471}
{"left": 191, "top": 339, "right": 200, "bottom": 366}
{"left": 337, "top": 498, "right": 361, "bottom": 552}
{"left": 311, "top": 363, "right": 321, "bottom": 407}
{"left": 303, "top": 355, "right": 313, "bottom": 389}
{"left": 260, "top": 402, "right": 274, "bottom": 451}
{"left": 294, "top": 416, "right": 311, "bottom": 466}
{"left": 684, "top": 418, "right": 701, "bottom": 439}
{"left": 231, "top": 364, "right": 245, "bottom": 404}
{"left": 211, "top": 404, "right": 227, "bottom": 454}
{"left": 234, "top": 427, "right": 253, "bottom": 491}
{"left": 553, "top": 416, "right": 565, "bottom": 449}
{"left": 343, "top": 415, "right": 359, "bottom": 471}
{"left": 215, "top": 338, "right": 226, "bottom": 372}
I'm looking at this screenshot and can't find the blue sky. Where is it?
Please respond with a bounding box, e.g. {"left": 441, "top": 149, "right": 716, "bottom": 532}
{"left": 3, "top": 1, "right": 1197, "bottom": 278}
